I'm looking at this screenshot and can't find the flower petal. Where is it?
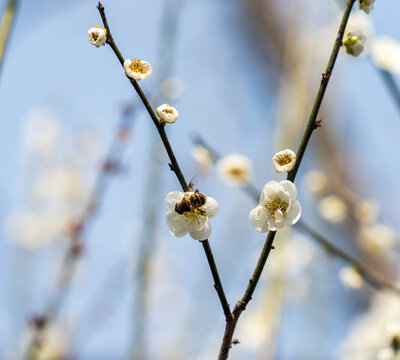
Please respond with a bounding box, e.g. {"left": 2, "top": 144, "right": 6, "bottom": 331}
{"left": 285, "top": 200, "right": 302, "bottom": 225}
{"left": 280, "top": 180, "right": 298, "bottom": 200}
{"left": 165, "top": 191, "right": 184, "bottom": 210}
{"left": 204, "top": 197, "right": 219, "bottom": 218}
{"left": 260, "top": 181, "right": 281, "bottom": 204}
{"left": 189, "top": 221, "right": 211, "bottom": 241}
{"left": 166, "top": 210, "right": 188, "bottom": 237}
{"left": 249, "top": 206, "right": 270, "bottom": 232}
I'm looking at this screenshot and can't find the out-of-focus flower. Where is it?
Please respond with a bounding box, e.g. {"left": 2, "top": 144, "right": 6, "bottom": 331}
{"left": 124, "top": 59, "right": 152, "bottom": 80}
{"left": 217, "top": 154, "right": 252, "bottom": 187}
{"left": 161, "top": 77, "right": 185, "bottom": 100}
{"left": 165, "top": 191, "right": 219, "bottom": 241}
{"left": 358, "top": 0, "right": 375, "bottom": 15}
{"left": 343, "top": 29, "right": 367, "bottom": 57}
{"left": 88, "top": 25, "right": 107, "bottom": 47}
{"left": 249, "top": 180, "right": 301, "bottom": 232}
{"left": 22, "top": 109, "right": 61, "bottom": 156}
{"left": 32, "top": 167, "right": 84, "bottom": 204}
{"left": 371, "top": 37, "right": 400, "bottom": 73}
{"left": 318, "top": 195, "right": 348, "bottom": 223}
{"left": 345, "top": 12, "right": 373, "bottom": 37}
{"left": 303, "top": 169, "right": 329, "bottom": 195}
{"left": 192, "top": 145, "right": 214, "bottom": 174}
{"left": 272, "top": 149, "right": 296, "bottom": 173}
{"left": 376, "top": 347, "right": 400, "bottom": 360}
{"left": 339, "top": 266, "right": 364, "bottom": 289}
{"left": 354, "top": 200, "right": 380, "bottom": 224}
{"left": 338, "top": 292, "right": 400, "bottom": 359}
{"left": 358, "top": 224, "right": 395, "bottom": 253}
{"left": 156, "top": 104, "right": 179, "bottom": 124}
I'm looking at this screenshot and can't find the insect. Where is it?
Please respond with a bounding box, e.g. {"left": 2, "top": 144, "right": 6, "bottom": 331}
{"left": 175, "top": 177, "right": 207, "bottom": 215}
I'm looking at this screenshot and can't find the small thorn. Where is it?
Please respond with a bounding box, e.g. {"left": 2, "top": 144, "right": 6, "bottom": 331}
{"left": 168, "top": 163, "right": 175, "bottom": 171}
{"left": 322, "top": 71, "right": 331, "bottom": 80}
{"left": 271, "top": 245, "right": 275, "bottom": 250}
{"left": 314, "top": 119, "right": 323, "bottom": 129}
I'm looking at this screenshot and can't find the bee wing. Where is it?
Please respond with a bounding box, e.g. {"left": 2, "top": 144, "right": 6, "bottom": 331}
{"left": 188, "top": 175, "right": 198, "bottom": 192}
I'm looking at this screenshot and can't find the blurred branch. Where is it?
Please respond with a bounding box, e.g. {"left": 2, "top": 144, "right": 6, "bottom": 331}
{"left": 96, "top": 2, "right": 233, "bottom": 323}
{"left": 25, "top": 104, "right": 137, "bottom": 360}
{"left": 219, "top": 1, "right": 357, "bottom": 358}
{"left": 372, "top": 61, "right": 400, "bottom": 116}
{"left": 296, "top": 221, "right": 400, "bottom": 294}
{"left": 0, "top": 0, "right": 19, "bottom": 77}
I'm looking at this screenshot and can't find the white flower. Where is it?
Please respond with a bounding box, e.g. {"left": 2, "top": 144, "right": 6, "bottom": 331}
{"left": 165, "top": 191, "right": 219, "bottom": 241}
{"left": 272, "top": 149, "right": 296, "bottom": 173}
{"left": 156, "top": 104, "right": 179, "bottom": 124}
{"left": 343, "top": 29, "right": 367, "bottom": 57}
{"left": 123, "top": 59, "right": 152, "bottom": 81}
{"left": 161, "top": 77, "right": 185, "bottom": 100}
{"left": 217, "top": 154, "right": 252, "bottom": 186}
{"left": 249, "top": 180, "right": 301, "bottom": 232}
{"left": 339, "top": 266, "right": 364, "bottom": 289}
{"left": 88, "top": 25, "right": 107, "bottom": 47}
{"left": 371, "top": 37, "right": 400, "bottom": 73}
{"left": 303, "top": 169, "right": 329, "bottom": 195}
{"left": 192, "top": 145, "right": 214, "bottom": 174}
{"left": 318, "top": 195, "right": 348, "bottom": 223}
{"left": 358, "top": 0, "right": 375, "bottom": 14}
{"left": 358, "top": 224, "right": 395, "bottom": 253}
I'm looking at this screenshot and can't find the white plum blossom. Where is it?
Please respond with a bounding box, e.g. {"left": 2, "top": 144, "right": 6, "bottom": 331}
{"left": 192, "top": 145, "right": 214, "bottom": 174}
{"left": 319, "top": 195, "right": 348, "bottom": 223}
{"left": 249, "top": 180, "right": 301, "bottom": 232}
{"left": 343, "top": 29, "right": 367, "bottom": 57}
{"left": 339, "top": 266, "right": 364, "bottom": 289}
{"left": 358, "top": 0, "right": 375, "bottom": 14}
{"left": 371, "top": 37, "right": 400, "bottom": 73}
{"left": 124, "top": 59, "right": 152, "bottom": 80}
{"left": 217, "top": 154, "right": 252, "bottom": 186}
{"left": 156, "top": 104, "right": 179, "bottom": 124}
{"left": 272, "top": 149, "right": 296, "bottom": 173}
{"left": 88, "top": 25, "right": 107, "bottom": 47}
{"left": 165, "top": 191, "right": 219, "bottom": 241}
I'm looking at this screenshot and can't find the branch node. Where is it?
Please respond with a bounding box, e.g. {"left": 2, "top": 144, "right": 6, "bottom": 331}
{"left": 322, "top": 71, "right": 331, "bottom": 80}
{"left": 232, "top": 339, "right": 240, "bottom": 346}
{"left": 168, "top": 163, "right": 175, "bottom": 171}
{"left": 97, "top": 2, "right": 104, "bottom": 10}
{"left": 313, "top": 119, "right": 323, "bottom": 129}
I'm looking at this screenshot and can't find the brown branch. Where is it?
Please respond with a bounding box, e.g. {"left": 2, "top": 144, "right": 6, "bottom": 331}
{"left": 218, "top": 1, "right": 357, "bottom": 358}
{"left": 96, "top": 2, "right": 233, "bottom": 322}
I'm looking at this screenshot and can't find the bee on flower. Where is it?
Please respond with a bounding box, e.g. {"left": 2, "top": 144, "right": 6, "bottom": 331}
{"left": 358, "top": 0, "right": 375, "bottom": 15}
{"left": 343, "top": 29, "right": 367, "bottom": 57}
{"left": 88, "top": 25, "right": 107, "bottom": 47}
{"left": 124, "top": 59, "right": 152, "bottom": 81}
{"left": 272, "top": 149, "right": 296, "bottom": 173}
{"left": 156, "top": 104, "right": 179, "bottom": 124}
{"left": 249, "top": 180, "right": 301, "bottom": 232}
{"left": 165, "top": 186, "right": 219, "bottom": 241}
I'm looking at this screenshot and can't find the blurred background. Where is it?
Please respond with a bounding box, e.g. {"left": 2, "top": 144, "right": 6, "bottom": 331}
{"left": 0, "top": 0, "right": 400, "bottom": 359}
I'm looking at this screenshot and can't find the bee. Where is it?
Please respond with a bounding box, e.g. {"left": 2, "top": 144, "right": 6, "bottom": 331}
{"left": 175, "top": 177, "right": 207, "bottom": 215}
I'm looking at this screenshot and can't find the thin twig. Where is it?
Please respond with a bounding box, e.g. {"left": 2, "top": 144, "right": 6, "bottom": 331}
{"left": 195, "top": 134, "right": 400, "bottom": 295}
{"left": 218, "top": 1, "right": 356, "bottom": 358}
{"left": 96, "top": 2, "right": 233, "bottom": 322}
{"left": 0, "top": 0, "right": 19, "bottom": 77}
{"left": 25, "top": 105, "right": 137, "bottom": 360}
{"left": 296, "top": 221, "right": 400, "bottom": 294}
{"left": 373, "top": 61, "right": 400, "bottom": 115}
